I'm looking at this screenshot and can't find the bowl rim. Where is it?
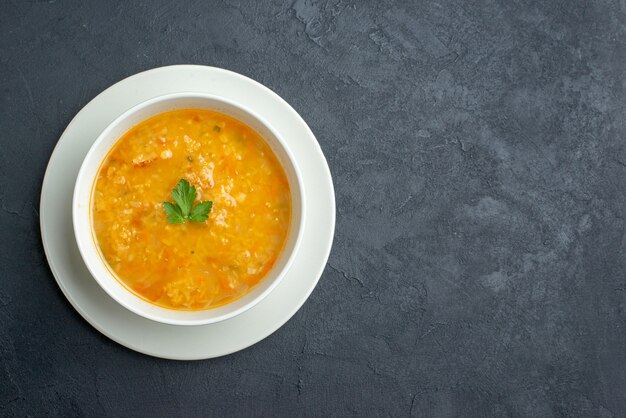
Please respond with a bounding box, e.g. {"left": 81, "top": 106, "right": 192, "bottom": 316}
{"left": 72, "top": 91, "right": 306, "bottom": 326}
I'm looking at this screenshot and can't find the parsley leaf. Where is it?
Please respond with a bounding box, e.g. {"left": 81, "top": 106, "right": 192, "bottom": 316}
{"left": 189, "top": 201, "right": 213, "bottom": 222}
{"left": 163, "top": 202, "right": 185, "bottom": 224}
{"left": 163, "top": 179, "right": 213, "bottom": 224}
{"left": 171, "top": 178, "right": 196, "bottom": 216}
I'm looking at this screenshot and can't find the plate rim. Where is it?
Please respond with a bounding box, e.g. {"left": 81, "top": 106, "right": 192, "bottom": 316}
{"left": 39, "top": 64, "right": 336, "bottom": 360}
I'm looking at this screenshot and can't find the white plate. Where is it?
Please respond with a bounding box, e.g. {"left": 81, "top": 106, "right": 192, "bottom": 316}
{"left": 40, "top": 65, "right": 335, "bottom": 360}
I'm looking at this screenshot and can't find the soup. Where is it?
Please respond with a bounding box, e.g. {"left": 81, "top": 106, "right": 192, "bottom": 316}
{"left": 92, "top": 109, "right": 291, "bottom": 310}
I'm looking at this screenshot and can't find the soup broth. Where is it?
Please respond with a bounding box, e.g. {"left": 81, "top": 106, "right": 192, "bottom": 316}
{"left": 92, "top": 109, "right": 291, "bottom": 310}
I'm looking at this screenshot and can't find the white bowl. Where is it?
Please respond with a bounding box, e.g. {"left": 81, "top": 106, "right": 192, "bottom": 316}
{"left": 73, "top": 92, "right": 305, "bottom": 326}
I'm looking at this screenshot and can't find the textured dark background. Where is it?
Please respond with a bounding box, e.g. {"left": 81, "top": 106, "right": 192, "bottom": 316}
{"left": 1, "top": 0, "right": 625, "bottom": 416}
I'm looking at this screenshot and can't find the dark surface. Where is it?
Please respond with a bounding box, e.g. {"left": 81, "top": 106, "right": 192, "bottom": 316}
{"left": 1, "top": 0, "right": 625, "bottom": 416}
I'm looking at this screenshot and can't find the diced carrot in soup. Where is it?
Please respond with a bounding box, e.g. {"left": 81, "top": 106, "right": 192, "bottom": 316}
{"left": 92, "top": 109, "right": 291, "bottom": 310}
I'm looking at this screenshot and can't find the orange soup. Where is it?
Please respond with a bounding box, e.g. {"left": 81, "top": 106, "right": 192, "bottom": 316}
{"left": 92, "top": 109, "right": 291, "bottom": 310}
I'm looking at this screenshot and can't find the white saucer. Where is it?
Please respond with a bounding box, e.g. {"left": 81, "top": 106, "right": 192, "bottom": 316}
{"left": 40, "top": 65, "right": 335, "bottom": 360}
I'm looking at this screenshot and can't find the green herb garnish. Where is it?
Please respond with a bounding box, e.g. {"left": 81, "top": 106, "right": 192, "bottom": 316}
{"left": 163, "top": 179, "right": 212, "bottom": 224}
